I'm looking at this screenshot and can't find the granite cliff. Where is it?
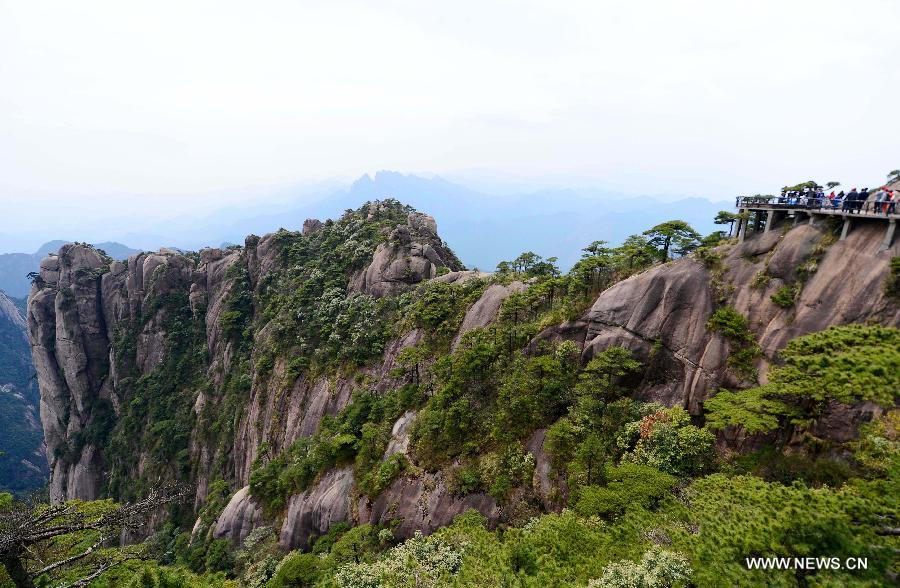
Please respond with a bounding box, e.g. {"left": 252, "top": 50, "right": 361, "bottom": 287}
{"left": 26, "top": 200, "right": 899, "bottom": 552}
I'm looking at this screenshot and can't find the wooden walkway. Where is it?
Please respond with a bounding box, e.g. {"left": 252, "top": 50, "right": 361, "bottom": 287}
{"left": 735, "top": 197, "right": 897, "bottom": 252}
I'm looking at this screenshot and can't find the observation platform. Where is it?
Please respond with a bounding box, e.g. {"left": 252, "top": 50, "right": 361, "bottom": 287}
{"left": 735, "top": 196, "right": 897, "bottom": 252}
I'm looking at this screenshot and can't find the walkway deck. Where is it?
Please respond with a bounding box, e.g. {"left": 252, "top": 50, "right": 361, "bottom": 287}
{"left": 734, "top": 197, "right": 897, "bottom": 252}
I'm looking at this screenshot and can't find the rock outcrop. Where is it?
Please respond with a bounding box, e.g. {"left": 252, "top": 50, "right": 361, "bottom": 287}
{"left": 26, "top": 202, "right": 479, "bottom": 548}
{"left": 279, "top": 467, "right": 354, "bottom": 549}
{"left": 540, "top": 219, "right": 900, "bottom": 422}
{"left": 350, "top": 211, "right": 462, "bottom": 297}
{"left": 0, "top": 290, "right": 25, "bottom": 331}
{"left": 452, "top": 281, "right": 526, "bottom": 349}
{"left": 213, "top": 486, "right": 264, "bottom": 544}
{"left": 358, "top": 472, "right": 499, "bottom": 540}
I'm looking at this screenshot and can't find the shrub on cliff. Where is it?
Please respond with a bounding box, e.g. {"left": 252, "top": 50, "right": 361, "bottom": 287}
{"left": 705, "top": 324, "right": 900, "bottom": 435}
{"left": 573, "top": 463, "right": 677, "bottom": 518}
{"left": 706, "top": 306, "right": 760, "bottom": 378}
{"left": 617, "top": 407, "right": 716, "bottom": 477}
{"left": 885, "top": 256, "right": 900, "bottom": 299}
{"left": 770, "top": 284, "right": 797, "bottom": 308}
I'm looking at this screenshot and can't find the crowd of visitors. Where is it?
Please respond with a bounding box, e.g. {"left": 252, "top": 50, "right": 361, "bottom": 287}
{"left": 773, "top": 185, "right": 897, "bottom": 215}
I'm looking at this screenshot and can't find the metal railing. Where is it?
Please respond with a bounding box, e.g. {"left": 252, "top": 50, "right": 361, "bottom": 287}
{"left": 735, "top": 196, "right": 898, "bottom": 217}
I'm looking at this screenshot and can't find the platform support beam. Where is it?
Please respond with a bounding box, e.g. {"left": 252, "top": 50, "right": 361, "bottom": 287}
{"left": 880, "top": 219, "right": 897, "bottom": 252}
{"left": 840, "top": 216, "right": 852, "bottom": 240}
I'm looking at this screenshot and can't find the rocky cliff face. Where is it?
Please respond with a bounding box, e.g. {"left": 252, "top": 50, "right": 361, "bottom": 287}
{"left": 27, "top": 201, "right": 487, "bottom": 545}
{"left": 539, "top": 218, "right": 899, "bottom": 436}
{"left": 27, "top": 202, "right": 899, "bottom": 551}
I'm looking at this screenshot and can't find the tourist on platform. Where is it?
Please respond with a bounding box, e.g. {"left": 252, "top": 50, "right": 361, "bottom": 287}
{"left": 858, "top": 187, "right": 870, "bottom": 213}
{"left": 843, "top": 188, "right": 858, "bottom": 212}
{"left": 835, "top": 190, "right": 845, "bottom": 209}
{"left": 875, "top": 188, "right": 886, "bottom": 214}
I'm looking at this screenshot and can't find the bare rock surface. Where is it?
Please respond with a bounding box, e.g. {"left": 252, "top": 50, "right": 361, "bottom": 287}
{"left": 452, "top": 281, "right": 526, "bottom": 349}
{"left": 433, "top": 270, "right": 491, "bottom": 284}
{"left": 384, "top": 410, "right": 416, "bottom": 458}
{"left": 213, "top": 487, "right": 264, "bottom": 544}
{"left": 279, "top": 467, "right": 354, "bottom": 549}
{"left": 350, "top": 213, "right": 462, "bottom": 297}
{"left": 0, "top": 290, "right": 26, "bottom": 330}
{"left": 359, "top": 472, "right": 499, "bottom": 540}
{"left": 549, "top": 221, "right": 899, "bottom": 429}
{"left": 582, "top": 258, "right": 721, "bottom": 411}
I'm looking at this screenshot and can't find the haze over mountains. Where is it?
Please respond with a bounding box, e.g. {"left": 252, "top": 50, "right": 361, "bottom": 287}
{"left": 0, "top": 173, "right": 729, "bottom": 278}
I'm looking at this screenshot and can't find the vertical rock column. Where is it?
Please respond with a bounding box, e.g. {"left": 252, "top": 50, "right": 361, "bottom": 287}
{"left": 28, "top": 245, "right": 111, "bottom": 502}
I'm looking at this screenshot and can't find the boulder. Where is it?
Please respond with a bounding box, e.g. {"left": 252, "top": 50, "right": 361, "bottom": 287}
{"left": 433, "top": 270, "right": 492, "bottom": 284}
{"left": 765, "top": 224, "right": 821, "bottom": 281}
{"left": 279, "top": 467, "right": 354, "bottom": 549}
{"left": 452, "top": 282, "right": 526, "bottom": 349}
{"left": 583, "top": 258, "right": 722, "bottom": 412}
{"left": 302, "top": 219, "right": 323, "bottom": 235}
{"left": 213, "top": 487, "right": 264, "bottom": 544}
{"left": 349, "top": 214, "right": 462, "bottom": 297}
{"left": 384, "top": 410, "right": 416, "bottom": 458}
{"left": 359, "top": 472, "right": 499, "bottom": 540}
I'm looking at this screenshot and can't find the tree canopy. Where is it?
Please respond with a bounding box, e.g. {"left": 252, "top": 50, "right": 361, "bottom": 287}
{"left": 642, "top": 221, "right": 701, "bottom": 261}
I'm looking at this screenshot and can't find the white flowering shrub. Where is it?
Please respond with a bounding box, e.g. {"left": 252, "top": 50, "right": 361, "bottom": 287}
{"left": 589, "top": 547, "right": 692, "bottom": 588}
{"left": 335, "top": 531, "right": 462, "bottom": 588}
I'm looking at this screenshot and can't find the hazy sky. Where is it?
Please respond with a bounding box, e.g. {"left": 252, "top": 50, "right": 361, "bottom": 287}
{"left": 2, "top": 0, "right": 899, "bottom": 231}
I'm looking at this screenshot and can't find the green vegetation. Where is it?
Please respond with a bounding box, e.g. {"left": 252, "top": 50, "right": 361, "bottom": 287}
{"left": 250, "top": 385, "right": 425, "bottom": 512}
{"left": 105, "top": 289, "right": 207, "bottom": 502}
{"left": 713, "top": 210, "right": 740, "bottom": 236}
{"left": 591, "top": 547, "right": 692, "bottom": 588}
{"left": 750, "top": 269, "right": 770, "bottom": 289}
{"left": 573, "top": 463, "right": 676, "bottom": 518}
{"left": 782, "top": 180, "right": 820, "bottom": 191}
{"left": 770, "top": 284, "right": 798, "bottom": 308}
{"left": 706, "top": 306, "right": 761, "bottom": 379}
{"left": 9, "top": 205, "right": 899, "bottom": 587}
{"left": 886, "top": 256, "right": 900, "bottom": 299}
{"left": 705, "top": 324, "right": 900, "bottom": 434}
{"left": 617, "top": 406, "right": 716, "bottom": 477}
{"left": 642, "top": 220, "right": 702, "bottom": 261}
{"left": 255, "top": 200, "right": 461, "bottom": 375}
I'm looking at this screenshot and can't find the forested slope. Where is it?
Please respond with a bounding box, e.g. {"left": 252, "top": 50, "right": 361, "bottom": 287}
{"left": 15, "top": 200, "right": 900, "bottom": 587}
{"left": 0, "top": 289, "right": 45, "bottom": 494}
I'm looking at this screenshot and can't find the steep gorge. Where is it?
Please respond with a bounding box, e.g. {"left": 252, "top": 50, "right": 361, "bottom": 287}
{"left": 0, "top": 289, "right": 45, "bottom": 493}
{"left": 26, "top": 200, "right": 899, "bottom": 552}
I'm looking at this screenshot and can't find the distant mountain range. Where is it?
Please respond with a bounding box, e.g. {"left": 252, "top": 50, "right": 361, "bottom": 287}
{"left": 200, "top": 172, "right": 732, "bottom": 271}
{"left": 1, "top": 173, "right": 731, "bottom": 282}
{"left": 0, "top": 241, "right": 140, "bottom": 298}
